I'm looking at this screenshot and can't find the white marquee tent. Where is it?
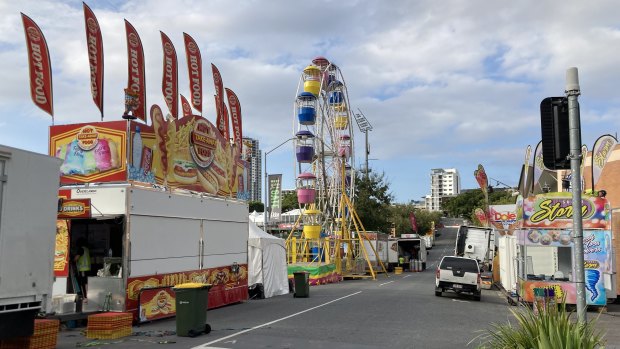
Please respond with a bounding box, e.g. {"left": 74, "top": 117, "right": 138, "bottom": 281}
{"left": 248, "top": 221, "right": 289, "bottom": 298}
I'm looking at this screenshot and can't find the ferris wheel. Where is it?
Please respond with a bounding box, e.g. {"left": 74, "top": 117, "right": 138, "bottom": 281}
{"left": 293, "top": 57, "right": 356, "bottom": 236}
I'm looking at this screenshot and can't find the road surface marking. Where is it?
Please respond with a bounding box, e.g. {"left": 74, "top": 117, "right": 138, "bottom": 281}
{"left": 452, "top": 299, "right": 470, "bottom": 303}
{"left": 403, "top": 275, "right": 411, "bottom": 278}
{"left": 193, "top": 291, "right": 363, "bottom": 348}
{"left": 379, "top": 281, "right": 395, "bottom": 286}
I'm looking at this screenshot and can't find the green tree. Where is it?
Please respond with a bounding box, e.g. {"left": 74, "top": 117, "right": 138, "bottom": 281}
{"left": 389, "top": 204, "right": 442, "bottom": 236}
{"left": 353, "top": 171, "right": 394, "bottom": 232}
{"left": 281, "top": 191, "right": 299, "bottom": 212}
{"left": 248, "top": 201, "right": 264, "bottom": 213}
{"left": 442, "top": 189, "right": 517, "bottom": 223}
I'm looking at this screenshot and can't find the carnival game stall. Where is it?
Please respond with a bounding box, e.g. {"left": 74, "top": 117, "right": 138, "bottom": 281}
{"left": 489, "top": 204, "right": 519, "bottom": 294}
{"left": 515, "top": 192, "right": 615, "bottom": 307}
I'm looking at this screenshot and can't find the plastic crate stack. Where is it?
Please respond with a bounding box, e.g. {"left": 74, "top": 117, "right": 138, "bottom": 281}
{"left": 87, "top": 312, "right": 132, "bottom": 339}
{"left": 0, "top": 319, "right": 60, "bottom": 349}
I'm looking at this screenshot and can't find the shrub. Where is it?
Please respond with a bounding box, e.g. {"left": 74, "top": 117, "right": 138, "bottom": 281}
{"left": 473, "top": 300, "right": 606, "bottom": 349}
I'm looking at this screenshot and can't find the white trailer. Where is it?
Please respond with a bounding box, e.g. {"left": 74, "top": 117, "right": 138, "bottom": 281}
{"left": 387, "top": 234, "right": 427, "bottom": 271}
{"left": 361, "top": 232, "right": 389, "bottom": 270}
{"left": 0, "top": 145, "right": 61, "bottom": 339}
{"left": 455, "top": 225, "right": 495, "bottom": 269}
{"left": 53, "top": 184, "right": 248, "bottom": 322}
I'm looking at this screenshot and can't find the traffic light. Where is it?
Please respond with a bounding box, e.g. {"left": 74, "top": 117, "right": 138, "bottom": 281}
{"left": 540, "top": 97, "right": 574, "bottom": 170}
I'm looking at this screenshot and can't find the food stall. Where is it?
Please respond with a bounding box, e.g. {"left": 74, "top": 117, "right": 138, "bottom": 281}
{"left": 515, "top": 192, "right": 615, "bottom": 306}
{"left": 49, "top": 114, "right": 250, "bottom": 321}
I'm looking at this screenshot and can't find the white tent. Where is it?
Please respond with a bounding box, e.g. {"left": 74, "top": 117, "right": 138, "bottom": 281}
{"left": 248, "top": 221, "right": 289, "bottom": 298}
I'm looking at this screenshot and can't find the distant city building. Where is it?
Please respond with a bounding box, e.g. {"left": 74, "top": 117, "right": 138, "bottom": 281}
{"left": 426, "top": 168, "right": 460, "bottom": 211}
{"left": 242, "top": 137, "right": 261, "bottom": 202}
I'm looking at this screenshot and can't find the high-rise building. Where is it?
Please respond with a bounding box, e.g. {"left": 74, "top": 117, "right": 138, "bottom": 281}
{"left": 242, "top": 137, "right": 261, "bottom": 202}
{"left": 427, "top": 168, "right": 460, "bottom": 211}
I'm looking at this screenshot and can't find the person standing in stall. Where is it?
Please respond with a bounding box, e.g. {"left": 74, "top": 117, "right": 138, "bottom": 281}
{"left": 73, "top": 238, "right": 91, "bottom": 298}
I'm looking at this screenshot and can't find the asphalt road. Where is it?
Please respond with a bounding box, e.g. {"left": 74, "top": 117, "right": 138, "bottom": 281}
{"left": 57, "top": 226, "right": 514, "bottom": 348}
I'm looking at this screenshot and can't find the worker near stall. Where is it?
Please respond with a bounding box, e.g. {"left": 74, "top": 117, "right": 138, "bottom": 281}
{"left": 73, "top": 238, "right": 91, "bottom": 298}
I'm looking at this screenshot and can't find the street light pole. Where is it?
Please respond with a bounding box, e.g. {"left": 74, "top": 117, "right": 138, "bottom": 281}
{"left": 354, "top": 109, "right": 373, "bottom": 179}
{"left": 264, "top": 137, "right": 296, "bottom": 231}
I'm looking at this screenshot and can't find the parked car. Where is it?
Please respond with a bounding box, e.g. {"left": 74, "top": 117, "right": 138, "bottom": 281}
{"left": 435, "top": 256, "right": 481, "bottom": 301}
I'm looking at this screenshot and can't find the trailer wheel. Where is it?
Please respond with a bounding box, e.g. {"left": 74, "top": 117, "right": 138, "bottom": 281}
{"left": 435, "top": 289, "right": 442, "bottom": 297}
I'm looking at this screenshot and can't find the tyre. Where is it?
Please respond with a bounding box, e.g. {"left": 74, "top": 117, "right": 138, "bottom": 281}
{"left": 435, "top": 288, "right": 442, "bottom": 297}
{"left": 205, "top": 324, "right": 211, "bottom": 334}
{"left": 474, "top": 292, "right": 481, "bottom": 301}
{"left": 422, "top": 262, "right": 426, "bottom": 270}
{"left": 188, "top": 329, "right": 199, "bottom": 338}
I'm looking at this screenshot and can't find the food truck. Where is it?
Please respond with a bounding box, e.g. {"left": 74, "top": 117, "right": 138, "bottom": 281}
{"left": 515, "top": 192, "right": 616, "bottom": 306}
{"left": 49, "top": 115, "right": 250, "bottom": 322}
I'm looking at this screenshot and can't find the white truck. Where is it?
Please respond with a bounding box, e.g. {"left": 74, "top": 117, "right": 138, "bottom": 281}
{"left": 52, "top": 184, "right": 249, "bottom": 323}
{"left": 455, "top": 225, "right": 495, "bottom": 272}
{"left": 387, "top": 234, "right": 427, "bottom": 271}
{"left": 0, "top": 145, "right": 61, "bottom": 339}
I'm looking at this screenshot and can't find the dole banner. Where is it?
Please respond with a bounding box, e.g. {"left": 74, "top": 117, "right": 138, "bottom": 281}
{"left": 489, "top": 204, "right": 517, "bottom": 234}
{"left": 83, "top": 3, "right": 104, "bottom": 118}
{"left": 474, "top": 164, "right": 488, "bottom": 195}
{"left": 592, "top": 134, "right": 617, "bottom": 190}
{"left": 124, "top": 20, "right": 146, "bottom": 122}
{"left": 474, "top": 207, "right": 489, "bottom": 227}
{"left": 268, "top": 174, "right": 282, "bottom": 220}
{"left": 183, "top": 33, "right": 202, "bottom": 113}
{"left": 160, "top": 31, "right": 178, "bottom": 119}
{"left": 21, "top": 13, "right": 54, "bottom": 118}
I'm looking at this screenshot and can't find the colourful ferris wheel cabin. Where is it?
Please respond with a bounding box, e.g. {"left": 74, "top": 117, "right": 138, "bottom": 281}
{"left": 295, "top": 130, "right": 315, "bottom": 163}
{"left": 297, "top": 92, "right": 316, "bottom": 125}
{"left": 303, "top": 65, "right": 322, "bottom": 96}
{"left": 334, "top": 112, "right": 348, "bottom": 129}
{"left": 302, "top": 208, "right": 322, "bottom": 239}
{"left": 296, "top": 172, "right": 316, "bottom": 204}
{"left": 338, "top": 135, "right": 351, "bottom": 158}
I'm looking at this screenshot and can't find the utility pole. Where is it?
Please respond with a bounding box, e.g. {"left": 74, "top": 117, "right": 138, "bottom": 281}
{"left": 566, "top": 67, "right": 586, "bottom": 323}
{"left": 354, "top": 109, "right": 373, "bottom": 179}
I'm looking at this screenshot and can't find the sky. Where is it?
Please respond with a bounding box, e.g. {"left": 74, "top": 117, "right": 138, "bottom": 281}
{"left": 2, "top": 0, "right": 620, "bottom": 203}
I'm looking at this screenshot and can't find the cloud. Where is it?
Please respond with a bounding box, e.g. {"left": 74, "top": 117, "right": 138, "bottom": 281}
{"left": 2, "top": 0, "right": 620, "bottom": 202}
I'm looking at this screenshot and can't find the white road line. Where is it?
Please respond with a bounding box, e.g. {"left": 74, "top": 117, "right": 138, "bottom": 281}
{"left": 192, "top": 291, "right": 363, "bottom": 348}
{"left": 402, "top": 275, "right": 411, "bottom": 278}
{"left": 379, "top": 281, "right": 395, "bottom": 286}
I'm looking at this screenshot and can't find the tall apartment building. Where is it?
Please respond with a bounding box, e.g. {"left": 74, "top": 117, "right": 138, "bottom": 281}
{"left": 242, "top": 137, "right": 262, "bottom": 202}
{"left": 426, "top": 168, "right": 460, "bottom": 211}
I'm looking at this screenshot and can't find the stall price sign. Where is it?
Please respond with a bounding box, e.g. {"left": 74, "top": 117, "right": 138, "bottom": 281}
{"left": 58, "top": 198, "right": 92, "bottom": 219}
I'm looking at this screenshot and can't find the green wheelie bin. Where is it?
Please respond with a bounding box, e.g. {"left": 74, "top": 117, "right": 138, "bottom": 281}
{"left": 293, "top": 271, "right": 310, "bottom": 298}
{"left": 172, "top": 283, "right": 212, "bottom": 337}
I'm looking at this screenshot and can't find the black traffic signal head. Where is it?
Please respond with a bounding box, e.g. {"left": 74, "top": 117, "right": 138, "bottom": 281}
{"left": 540, "top": 97, "right": 572, "bottom": 170}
